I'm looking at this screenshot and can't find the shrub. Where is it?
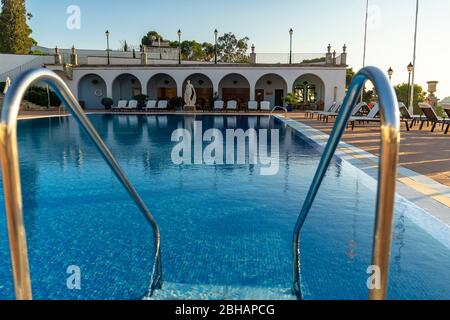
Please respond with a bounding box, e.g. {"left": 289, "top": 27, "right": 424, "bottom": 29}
{"left": 283, "top": 93, "right": 299, "bottom": 105}
{"left": 101, "top": 97, "right": 114, "bottom": 110}
{"left": 169, "top": 96, "right": 184, "bottom": 110}
{"left": 133, "top": 94, "right": 149, "bottom": 103}
{"left": 24, "top": 86, "right": 62, "bottom": 107}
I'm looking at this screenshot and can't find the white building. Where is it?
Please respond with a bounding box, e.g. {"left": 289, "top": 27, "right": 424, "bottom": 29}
{"left": 43, "top": 45, "right": 348, "bottom": 110}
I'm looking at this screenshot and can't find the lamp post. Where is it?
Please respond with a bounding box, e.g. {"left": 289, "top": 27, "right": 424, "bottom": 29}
{"left": 289, "top": 28, "right": 294, "bottom": 64}
{"left": 387, "top": 67, "right": 393, "bottom": 81}
{"left": 177, "top": 29, "right": 182, "bottom": 64}
{"left": 410, "top": 0, "right": 420, "bottom": 114}
{"left": 214, "top": 29, "right": 218, "bottom": 64}
{"left": 105, "top": 30, "right": 111, "bottom": 65}
{"left": 407, "top": 62, "right": 414, "bottom": 108}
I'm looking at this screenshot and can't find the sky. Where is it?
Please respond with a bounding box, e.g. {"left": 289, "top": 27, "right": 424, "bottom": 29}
{"left": 25, "top": 0, "right": 450, "bottom": 97}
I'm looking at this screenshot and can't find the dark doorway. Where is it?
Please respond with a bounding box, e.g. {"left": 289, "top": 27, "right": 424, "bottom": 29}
{"left": 275, "top": 89, "right": 284, "bottom": 107}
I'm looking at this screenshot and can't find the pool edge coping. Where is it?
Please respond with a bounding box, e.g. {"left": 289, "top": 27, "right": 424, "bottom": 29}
{"left": 275, "top": 115, "right": 450, "bottom": 229}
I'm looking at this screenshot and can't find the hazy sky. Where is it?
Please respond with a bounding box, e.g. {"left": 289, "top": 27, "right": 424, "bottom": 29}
{"left": 26, "top": 0, "right": 450, "bottom": 97}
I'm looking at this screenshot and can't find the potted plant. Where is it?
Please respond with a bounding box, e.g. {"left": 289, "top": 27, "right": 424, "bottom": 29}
{"left": 283, "top": 93, "right": 299, "bottom": 112}
{"left": 133, "top": 94, "right": 149, "bottom": 110}
{"left": 101, "top": 98, "right": 114, "bottom": 110}
{"left": 169, "top": 96, "right": 184, "bottom": 111}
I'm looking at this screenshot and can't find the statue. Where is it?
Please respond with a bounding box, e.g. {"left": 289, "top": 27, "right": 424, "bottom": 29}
{"left": 184, "top": 80, "right": 197, "bottom": 109}
{"left": 3, "top": 77, "right": 11, "bottom": 95}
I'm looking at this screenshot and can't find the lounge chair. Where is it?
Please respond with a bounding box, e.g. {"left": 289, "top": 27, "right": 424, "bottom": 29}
{"left": 214, "top": 100, "right": 224, "bottom": 112}
{"left": 145, "top": 100, "right": 157, "bottom": 111}
{"left": 322, "top": 102, "right": 367, "bottom": 123}
{"left": 226, "top": 100, "right": 238, "bottom": 111}
{"left": 158, "top": 100, "right": 168, "bottom": 110}
{"left": 441, "top": 103, "right": 450, "bottom": 134}
{"left": 399, "top": 102, "right": 422, "bottom": 128}
{"left": 248, "top": 101, "right": 258, "bottom": 111}
{"left": 127, "top": 100, "right": 138, "bottom": 110}
{"left": 112, "top": 100, "right": 128, "bottom": 112}
{"left": 349, "top": 104, "right": 380, "bottom": 130}
{"left": 306, "top": 102, "right": 333, "bottom": 119}
{"left": 418, "top": 103, "right": 448, "bottom": 133}
{"left": 317, "top": 102, "right": 341, "bottom": 121}
{"left": 260, "top": 101, "right": 271, "bottom": 112}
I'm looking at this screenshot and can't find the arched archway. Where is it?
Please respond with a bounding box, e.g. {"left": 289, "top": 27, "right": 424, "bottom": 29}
{"left": 78, "top": 74, "right": 107, "bottom": 109}
{"left": 112, "top": 73, "right": 142, "bottom": 103}
{"left": 255, "top": 74, "right": 288, "bottom": 108}
{"left": 183, "top": 73, "right": 213, "bottom": 110}
{"left": 292, "top": 74, "right": 325, "bottom": 109}
{"left": 219, "top": 73, "right": 250, "bottom": 109}
{"left": 147, "top": 73, "right": 177, "bottom": 100}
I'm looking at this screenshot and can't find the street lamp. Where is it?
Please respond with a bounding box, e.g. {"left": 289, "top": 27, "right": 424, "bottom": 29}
{"left": 177, "top": 29, "right": 182, "bottom": 64}
{"left": 289, "top": 28, "right": 294, "bottom": 64}
{"left": 105, "top": 30, "right": 110, "bottom": 65}
{"left": 407, "top": 62, "right": 414, "bottom": 108}
{"left": 214, "top": 29, "right": 218, "bottom": 65}
{"left": 387, "top": 67, "right": 393, "bottom": 81}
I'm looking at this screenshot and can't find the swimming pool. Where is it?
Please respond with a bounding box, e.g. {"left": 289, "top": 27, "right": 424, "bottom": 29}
{"left": 0, "top": 114, "right": 449, "bottom": 300}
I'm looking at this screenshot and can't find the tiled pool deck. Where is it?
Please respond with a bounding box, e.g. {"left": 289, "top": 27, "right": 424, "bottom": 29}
{"left": 16, "top": 110, "right": 450, "bottom": 228}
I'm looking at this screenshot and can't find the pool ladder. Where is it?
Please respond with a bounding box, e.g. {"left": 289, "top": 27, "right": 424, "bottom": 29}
{"left": 292, "top": 66, "right": 400, "bottom": 300}
{"left": 0, "top": 68, "right": 163, "bottom": 300}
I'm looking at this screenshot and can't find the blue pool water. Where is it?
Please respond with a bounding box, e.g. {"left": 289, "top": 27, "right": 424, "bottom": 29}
{"left": 0, "top": 114, "right": 449, "bottom": 300}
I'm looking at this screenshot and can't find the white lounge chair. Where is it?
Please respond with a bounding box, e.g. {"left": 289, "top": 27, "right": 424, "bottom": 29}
{"left": 214, "top": 100, "right": 224, "bottom": 111}
{"left": 158, "top": 100, "right": 168, "bottom": 110}
{"left": 260, "top": 101, "right": 271, "bottom": 111}
{"left": 349, "top": 104, "right": 380, "bottom": 130}
{"left": 248, "top": 101, "right": 258, "bottom": 111}
{"left": 145, "top": 100, "right": 157, "bottom": 111}
{"left": 307, "top": 102, "right": 336, "bottom": 119}
{"left": 322, "top": 102, "right": 367, "bottom": 123}
{"left": 113, "top": 100, "right": 128, "bottom": 112}
{"left": 127, "top": 100, "right": 138, "bottom": 110}
{"left": 226, "top": 100, "right": 238, "bottom": 111}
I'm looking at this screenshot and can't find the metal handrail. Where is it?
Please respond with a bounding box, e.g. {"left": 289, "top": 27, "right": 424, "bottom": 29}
{"left": 0, "top": 68, "right": 162, "bottom": 300}
{"left": 292, "top": 66, "right": 400, "bottom": 300}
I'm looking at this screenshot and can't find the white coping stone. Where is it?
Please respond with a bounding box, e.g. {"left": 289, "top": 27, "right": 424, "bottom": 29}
{"left": 276, "top": 115, "right": 450, "bottom": 250}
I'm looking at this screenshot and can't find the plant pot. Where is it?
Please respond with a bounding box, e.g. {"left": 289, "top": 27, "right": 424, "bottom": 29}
{"left": 287, "top": 105, "right": 293, "bottom": 112}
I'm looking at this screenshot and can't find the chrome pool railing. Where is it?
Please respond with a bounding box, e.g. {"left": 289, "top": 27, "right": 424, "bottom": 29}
{"left": 292, "top": 66, "right": 400, "bottom": 300}
{"left": 0, "top": 68, "right": 162, "bottom": 300}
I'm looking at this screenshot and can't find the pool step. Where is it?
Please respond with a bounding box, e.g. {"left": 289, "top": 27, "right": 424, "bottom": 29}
{"left": 148, "top": 282, "right": 296, "bottom": 300}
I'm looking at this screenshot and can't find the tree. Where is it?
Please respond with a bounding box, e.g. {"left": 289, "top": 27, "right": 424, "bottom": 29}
{"left": 120, "top": 40, "right": 130, "bottom": 52}
{"left": 394, "top": 83, "right": 426, "bottom": 114}
{"left": 141, "top": 31, "right": 164, "bottom": 46}
{"left": 217, "top": 32, "right": 249, "bottom": 63}
{"left": 346, "top": 68, "right": 355, "bottom": 88}
{"left": 201, "top": 42, "right": 215, "bottom": 61}
{"left": 0, "top": 0, "right": 35, "bottom": 54}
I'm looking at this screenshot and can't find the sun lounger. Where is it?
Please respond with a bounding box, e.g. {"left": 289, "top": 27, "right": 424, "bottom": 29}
{"left": 441, "top": 103, "right": 450, "bottom": 134}
{"left": 112, "top": 100, "right": 128, "bottom": 112}
{"left": 127, "top": 100, "right": 138, "bottom": 110}
{"left": 214, "top": 100, "right": 224, "bottom": 111}
{"left": 399, "top": 102, "right": 422, "bottom": 128}
{"left": 349, "top": 104, "right": 380, "bottom": 130}
{"left": 306, "top": 102, "right": 336, "bottom": 119}
{"left": 418, "top": 103, "right": 448, "bottom": 133}
{"left": 227, "top": 100, "right": 238, "bottom": 111}
{"left": 248, "top": 101, "right": 258, "bottom": 111}
{"left": 145, "top": 100, "right": 157, "bottom": 111}
{"left": 323, "top": 102, "right": 367, "bottom": 123}
{"left": 317, "top": 102, "right": 341, "bottom": 121}
{"left": 158, "top": 100, "right": 168, "bottom": 110}
{"left": 260, "top": 101, "right": 271, "bottom": 111}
